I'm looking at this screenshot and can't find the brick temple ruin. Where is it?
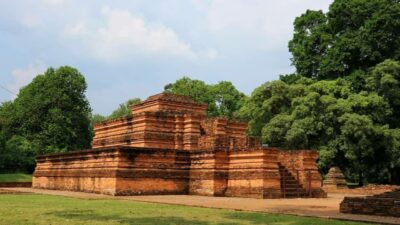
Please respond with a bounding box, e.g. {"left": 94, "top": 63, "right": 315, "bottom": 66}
{"left": 323, "top": 167, "right": 348, "bottom": 191}
{"left": 32, "top": 93, "right": 326, "bottom": 198}
{"left": 341, "top": 189, "right": 400, "bottom": 217}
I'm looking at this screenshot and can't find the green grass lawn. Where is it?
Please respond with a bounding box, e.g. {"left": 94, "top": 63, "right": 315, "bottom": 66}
{"left": 0, "top": 173, "right": 32, "bottom": 182}
{"left": 0, "top": 194, "right": 370, "bottom": 225}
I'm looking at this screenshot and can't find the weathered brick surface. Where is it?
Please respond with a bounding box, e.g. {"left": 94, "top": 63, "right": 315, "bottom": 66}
{"left": 278, "top": 150, "right": 326, "bottom": 198}
{"left": 33, "top": 147, "right": 191, "bottom": 196}
{"left": 340, "top": 189, "right": 400, "bottom": 217}
{"left": 33, "top": 93, "right": 325, "bottom": 199}
{"left": 93, "top": 93, "right": 207, "bottom": 150}
{"left": 323, "top": 167, "right": 348, "bottom": 191}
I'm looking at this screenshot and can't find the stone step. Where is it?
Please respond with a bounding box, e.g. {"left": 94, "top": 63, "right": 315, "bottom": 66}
{"left": 283, "top": 192, "right": 307, "bottom": 195}
{"left": 283, "top": 184, "right": 302, "bottom": 189}
{"left": 281, "top": 179, "right": 298, "bottom": 183}
{"left": 283, "top": 193, "right": 308, "bottom": 198}
{"left": 278, "top": 164, "right": 310, "bottom": 199}
{"left": 282, "top": 180, "right": 300, "bottom": 184}
{"left": 284, "top": 188, "right": 304, "bottom": 192}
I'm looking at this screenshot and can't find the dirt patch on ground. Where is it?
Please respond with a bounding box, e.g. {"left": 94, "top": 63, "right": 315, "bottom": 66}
{"left": 0, "top": 188, "right": 27, "bottom": 194}
{"left": 327, "top": 184, "right": 400, "bottom": 195}
{"left": 0, "top": 182, "right": 32, "bottom": 188}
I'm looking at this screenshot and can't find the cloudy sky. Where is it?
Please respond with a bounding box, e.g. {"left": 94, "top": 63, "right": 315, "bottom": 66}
{"left": 0, "top": 0, "right": 332, "bottom": 115}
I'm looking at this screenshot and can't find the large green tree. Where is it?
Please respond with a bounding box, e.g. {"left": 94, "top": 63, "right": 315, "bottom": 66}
{"left": 164, "top": 77, "right": 245, "bottom": 118}
{"left": 274, "top": 0, "right": 400, "bottom": 184}
{"left": 0, "top": 66, "right": 92, "bottom": 165}
{"left": 289, "top": 0, "right": 400, "bottom": 80}
{"left": 239, "top": 76, "right": 400, "bottom": 184}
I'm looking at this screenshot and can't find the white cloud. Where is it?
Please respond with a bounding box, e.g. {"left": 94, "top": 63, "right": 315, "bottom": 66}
{"left": 65, "top": 6, "right": 212, "bottom": 61}
{"left": 20, "top": 14, "right": 42, "bottom": 28}
{"left": 41, "top": 0, "right": 67, "bottom": 6}
{"left": 205, "top": 0, "right": 331, "bottom": 51}
{"left": 204, "top": 48, "right": 218, "bottom": 60}
{"left": 9, "top": 62, "right": 47, "bottom": 94}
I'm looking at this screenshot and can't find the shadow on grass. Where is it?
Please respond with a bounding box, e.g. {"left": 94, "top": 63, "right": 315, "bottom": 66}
{"left": 47, "top": 210, "right": 238, "bottom": 225}
{"left": 224, "top": 212, "right": 291, "bottom": 225}
{"left": 223, "top": 211, "right": 364, "bottom": 225}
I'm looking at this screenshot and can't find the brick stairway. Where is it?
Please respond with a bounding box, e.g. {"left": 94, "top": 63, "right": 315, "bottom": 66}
{"left": 279, "top": 164, "right": 308, "bottom": 198}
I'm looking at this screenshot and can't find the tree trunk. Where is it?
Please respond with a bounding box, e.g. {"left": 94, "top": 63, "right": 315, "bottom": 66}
{"left": 391, "top": 167, "right": 400, "bottom": 184}
{"left": 358, "top": 169, "right": 364, "bottom": 186}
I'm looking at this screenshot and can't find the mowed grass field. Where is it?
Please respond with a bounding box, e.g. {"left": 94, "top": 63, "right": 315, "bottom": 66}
{"left": 0, "top": 194, "right": 370, "bottom": 225}
{"left": 0, "top": 173, "right": 32, "bottom": 182}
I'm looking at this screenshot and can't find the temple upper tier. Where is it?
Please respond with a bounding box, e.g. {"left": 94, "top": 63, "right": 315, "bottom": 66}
{"left": 92, "top": 93, "right": 260, "bottom": 151}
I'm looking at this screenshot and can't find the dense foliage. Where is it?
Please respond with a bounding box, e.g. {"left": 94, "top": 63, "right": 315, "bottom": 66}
{"left": 289, "top": 0, "right": 400, "bottom": 80}
{"left": 238, "top": 63, "right": 400, "bottom": 184}
{"left": 0, "top": 66, "right": 92, "bottom": 172}
{"left": 164, "top": 77, "right": 246, "bottom": 118}
{"left": 90, "top": 98, "right": 141, "bottom": 124}
{"left": 237, "top": 0, "right": 400, "bottom": 184}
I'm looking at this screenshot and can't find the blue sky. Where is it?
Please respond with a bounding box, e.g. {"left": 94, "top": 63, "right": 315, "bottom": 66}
{"left": 0, "top": 0, "right": 332, "bottom": 115}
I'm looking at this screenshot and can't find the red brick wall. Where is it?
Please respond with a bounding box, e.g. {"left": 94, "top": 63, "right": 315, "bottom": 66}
{"left": 33, "top": 147, "right": 191, "bottom": 196}
{"left": 189, "top": 148, "right": 281, "bottom": 199}
{"left": 33, "top": 148, "right": 121, "bottom": 195}
{"left": 278, "top": 150, "right": 325, "bottom": 197}
{"left": 189, "top": 151, "right": 228, "bottom": 196}
{"left": 198, "top": 118, "right": 261, "bottom": 151}
{"left": 340, "top": 189, "right": 400, "bottom": 217}
{"left": 33, "top": 146, "right": 324, "bottom": 198}
{"left": 226, "top": 148, "right": 281, "bottom": 198}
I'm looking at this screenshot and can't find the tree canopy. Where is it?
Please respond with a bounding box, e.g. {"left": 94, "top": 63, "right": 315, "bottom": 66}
{"left": 108, "top": 98, "right": 141, "bottom": 120}
{"left": 238, "top": 67, "right": 400, "bottom": 183}
{"left": 90, "top": 98, "right": 141, "bottom": 124}
{"left": 289, "top": 0, "right": 400, "bottom": 80}
{"left": 164, "top": 77, "right": 246, "bottom": 118}
{"left": 252, "top": 0, "right": 400, "bottom": 184}
{"left": 0, "top": 66, "right": 92, "bottom": 172}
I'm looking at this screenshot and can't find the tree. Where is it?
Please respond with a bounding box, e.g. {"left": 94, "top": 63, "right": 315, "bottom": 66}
{"left": 237, "top": 80, "right": 293, "bottom": 136}
{"left": 91, "top": 114, "right": 107, "bottom": 124}
{"left": 279, "top": 73, "right": 303, "bottom": 84}
{"left": 367, "top": 59, "right": 400, "bottom": 127}
{"left": 165, "top": 77, "right": 245, "bottom": 118}
{"left": 284, "top": 0, "right": 400, "bottom": 183}
{"left": 288, "top": 10, "right": 329, "bottom": 79}
{"left": 108, "top": 98, "right": 141, "bottom": 120}
{"left": 11, "top": 66, "right": 92, "bottom": 154}
{"left": 0, "top": 66, "right": 92, "bottom": 172}
{"left": 0, "top": 101, "right": 17, "bottom": 138}
{"left": 0, "top": 136, "right": 37, "bottom": 173}
{"left": 211, "top": 81, "right": 246, "bottom": 118}
{"left": 289, "top": 0, "right": 400, "bottom": 80}
{"left": 239, "top": 77, "right": 399, "bottom": 183}
{"left": 90, "top": 98, "right": 141, "bottom": 125}
{"left": 338, "top": 114, "right": 389, "bottom": 185}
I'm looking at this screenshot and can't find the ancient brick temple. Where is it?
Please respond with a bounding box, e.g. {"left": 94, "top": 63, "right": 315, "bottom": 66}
{"left": 32, "top": 93, "right": 326, "bottom": 198}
